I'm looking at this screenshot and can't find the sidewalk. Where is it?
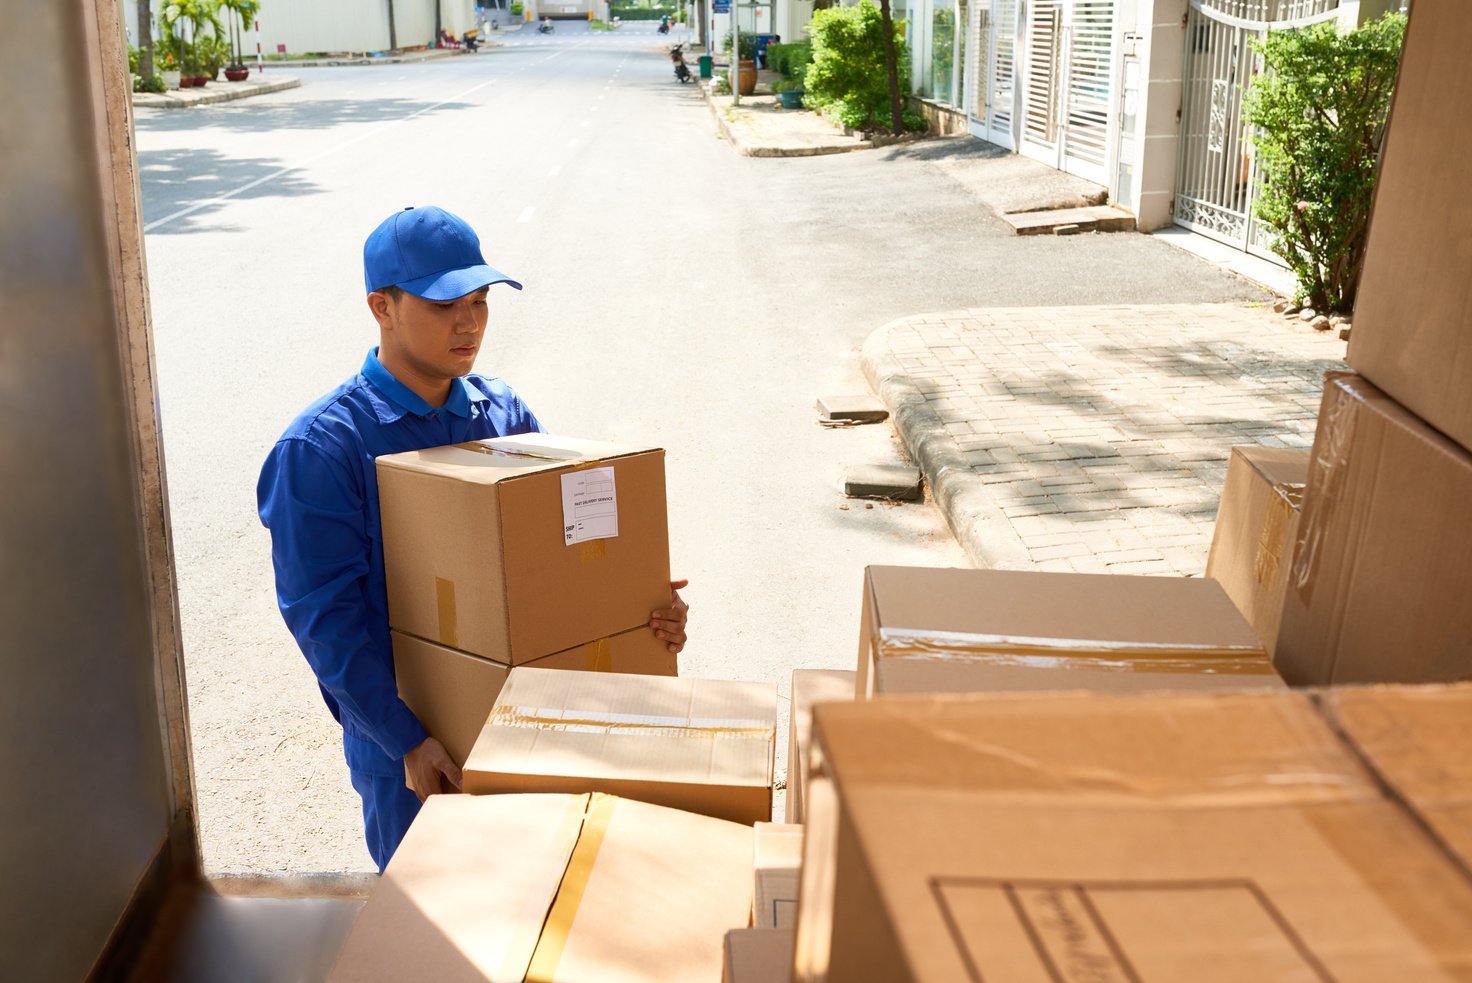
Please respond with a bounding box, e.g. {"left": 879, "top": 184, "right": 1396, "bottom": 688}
{"left": 132, "top": 73, "right": 300, "bottom": 110}
{"left": 701, "top": 80, "right": 872, "bottom": 157}
{"left": 862, "top": 304, "right": 1345, "bottom": 574}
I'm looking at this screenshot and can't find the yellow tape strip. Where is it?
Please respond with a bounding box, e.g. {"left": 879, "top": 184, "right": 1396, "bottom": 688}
{"left": 580, "top": 539, "right": 606, "bottom": 563}
{"left": 526, "top": 793, "right": 619, "bottom": 983}
{"left": 434, "top": 577, "right": 458, "bottom": 649}
{"left": 486, "top": 706, "right": 775, "bottom": 739}
{"left": 583, "top": 637, "right": 613, "bottom": 672}
{"left": 497, "top": 795, "right": 591, "bottom": 982}
{"left": 876, "top": 629, "right": 1272, "bottom": 675}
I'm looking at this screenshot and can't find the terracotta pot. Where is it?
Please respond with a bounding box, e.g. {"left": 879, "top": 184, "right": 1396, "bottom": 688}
{"left": 178, "top": 75, "right": 197, "bottom": 88}
{"left": 737, "top": 59, "right": 757, "bottom": 96}
{"left": 225, "top": 66, "right": 250, "bottom": 82}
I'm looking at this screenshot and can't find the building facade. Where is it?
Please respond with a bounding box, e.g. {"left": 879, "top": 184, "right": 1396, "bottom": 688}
{"left": 126, "top": 1, "right": 478, "bottom": 57}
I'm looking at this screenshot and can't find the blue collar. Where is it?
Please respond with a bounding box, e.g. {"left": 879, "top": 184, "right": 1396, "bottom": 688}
{"left": 361, "top": 348, "right": 487, "bottom": 422}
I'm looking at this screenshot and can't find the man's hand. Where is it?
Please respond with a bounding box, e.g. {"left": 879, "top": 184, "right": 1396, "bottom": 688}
{"left": 650, "top": 578, "right": 690, "bottom": 655}
{"left": 403, "top": 737, "right": 462, "bottom": 803}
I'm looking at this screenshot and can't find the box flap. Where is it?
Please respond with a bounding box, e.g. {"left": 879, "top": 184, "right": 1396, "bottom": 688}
{"left": 377, "top": 435, "right": 661, "bottom": 485}
{"left": 724, "top": 928, "right": 796, "bottom": 983}
{"left": 1236, "top": 444, "right": 1310, "bottom": 498}
{"left": 329, "top": 793, "right": 587, "bottom": 982}
{"left": 754, "top": 823, "right": 803, "bottom": 931}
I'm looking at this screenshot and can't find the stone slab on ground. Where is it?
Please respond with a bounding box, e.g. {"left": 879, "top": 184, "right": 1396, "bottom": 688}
{"left": 861, "top": 304, "right": 1346, "bottom": 574}
{"left": 841, "top": 464, "right": 923, "bottom": 501}
{"left": 133, "top": 74, "right": 300, "bottom": 109}
{"left": 817, "top": 395, "right": 889, "bottom": 423}
{"left": 1003, "top": 205, "right": 1137, "bottom": 236}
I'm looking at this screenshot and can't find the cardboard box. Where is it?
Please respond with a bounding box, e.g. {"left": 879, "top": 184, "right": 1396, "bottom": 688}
{"left": 393, "top": 626, "right": 678, "bottom": 768}
{"left": 723, "top": 928, "right": 796, "bottom": 983}
{"left": 378, "top": 433, "right": 670, "bottom": 664}
{"left": 330, "top": 793, "right": 754, "bottom": 983}
{"left": 793, "top": 688, "right": 1472, "bottom": 983}
{"left": 1205, "top": 446, "right": 1308, "bottom": 657}
{"left": 1277, "top": 373, "right": 1472, "bottom": 685}
{"left": 463, "top": 666, "right": 778, "bottom": 825}
{"left": 752, "top": 822, "right": 802, "bottom": 931}
{"left": 785, "top": 669, "right": 856, "bottom": 824}
{"left": 1347, "top": 0, "right": 1472, "bottom": 453}
{"left": 856, "top": 566, "right": 1280, "bottom": 698}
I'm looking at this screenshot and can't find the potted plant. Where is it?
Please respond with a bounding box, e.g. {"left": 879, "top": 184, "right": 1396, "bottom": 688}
{"left": 220, "top": 0, "right": 261, "bottom": 81}
{"left": 772, "top": 74, "right": 805, "bottom": 109}
{"left": 722, "top": 31, "right": 759, "bottom": 96}
{"left": 162, "top": 0, "right": 226, "bottom": 87}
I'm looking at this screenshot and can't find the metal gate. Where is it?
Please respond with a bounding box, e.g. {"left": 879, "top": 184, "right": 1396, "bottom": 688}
{"left": 1017, "top": 0, "right": 1119, "bottom": 185}
{"left": 973, "top": 0, "right": 1021, "bottom": 149}
{"left": 1174, "top": 0, "right": 1342, "bottom": 259}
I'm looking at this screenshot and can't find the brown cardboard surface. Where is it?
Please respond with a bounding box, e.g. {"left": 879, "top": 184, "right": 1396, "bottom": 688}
{"left": 1205, "top": 446, "right": 1308, "bottom": 658}
{"left": 329, "top": 793, "right": 584, "bottom": 982}
{"left": 377, "top": 433, "right": 670, "bottom": 664}
{"left": 393, "top": 626, "right": 678, "bottom": 769}
{"left": 1347, "top": 0, "right": 1472, "bottom": 453}
{"left": 795, "top": 690, "right": 1472, "bottom": 983}
{"left": 785, "top": 669, "right": 856, "bottom": 824}
{"left": 857, "top": 566, "right": 1278, "bottom": 697}
{"left": 753, "top": 822, "right": 803, "bottom": 931}
{"left": 530, "top": 794, "right": 755, "bottom": 983}
{"left": 1326, "top": 685, "right": 1472, "bottom": 868}
{"left": 1278, "top": 373, "right": 1472, "bottom": 685}
{"left": 330, "top": 793, "right": 754, "bottom": 983}
{"left": 723, "top": 928, "right": 796, "bottom": 983}
{"left": 464, "top": 667, "right": 778, "bottom": 824}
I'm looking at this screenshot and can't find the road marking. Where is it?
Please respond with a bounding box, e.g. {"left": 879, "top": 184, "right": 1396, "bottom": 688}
{"left": 549, "top": 165, "right": 562, "bottom": 178}
{"left": 143, "top": 60, "right": 571, "bottom": 233}
{"left": 517, "top": 206, "right": 536, "bottom": 223}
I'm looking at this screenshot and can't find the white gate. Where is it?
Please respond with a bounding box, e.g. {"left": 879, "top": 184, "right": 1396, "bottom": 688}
{"left": 971, "top": 0, "right": 1021, "bottom": 149}
{"left": 1174, "top": 0, "right": 1342, "bottom": 258}
{"left": 1015, "top": 0, "right": 1119, "bottom": 185}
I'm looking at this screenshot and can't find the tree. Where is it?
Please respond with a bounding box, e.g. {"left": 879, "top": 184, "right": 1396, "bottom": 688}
{"left": 219, "top": 0, "right": 260, "bottom": 68}
{"left": 876, "top": 0, "right": 903, "bottom": 134}
{"left": 138, "top": 0, "right": 155, "bottom": 78}
{"left": 1244, "top": 13, "right": 1406, "bottom": 312}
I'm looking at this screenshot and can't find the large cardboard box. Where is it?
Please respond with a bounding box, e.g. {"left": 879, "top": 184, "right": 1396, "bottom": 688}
{"left": 857, "top": 566, "right": 1280, "bottom": 697}
{"left": 463, "top": 666, "right": 778, "bottom": 825}
{"left": 378, "top": 433, "right": 670, "bottom": 664}
{"left": 785, "top": 669, "right": 856, "bottom": 824}
{"left": 1347, "top": 0, "right": 1472, "bottom": 452}
{"left": 330, "top": 793, "right": 754, "bottom": 983}
{"left": 1277, "top": 373, "right": 1472, "bottom": 686}
{"left": 723, "top": 928, "right": 796, "bottom": 983}
{"left": 1205, "top": 446, "right": 1308, "bottom": 657}
{"left": 393, "top": 627, "right": 677, "bottom": 768}
{"left": 752, "top": 822, "right": 802, "bottom": 931}
{"left": 793, "top": 688, "right": 1472, "bottom": 983}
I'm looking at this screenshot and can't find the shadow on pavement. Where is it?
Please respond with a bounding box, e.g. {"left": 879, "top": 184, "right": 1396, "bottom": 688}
{"left": 135, "top": 97, "right": 478, "bottom": 134}
{"left": 879, "top": 137, "right": 1010, "bottom": 163}
{"left": 140, "top": 147, "right": 321, "bottom": 234}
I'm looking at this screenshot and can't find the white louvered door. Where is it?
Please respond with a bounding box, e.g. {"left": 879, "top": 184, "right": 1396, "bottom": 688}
{"left": 1016, "top": 0, "right": 1119, "bottom": 183}
{"left": 978, "top": 0, "right": 1021, "bottom": 147}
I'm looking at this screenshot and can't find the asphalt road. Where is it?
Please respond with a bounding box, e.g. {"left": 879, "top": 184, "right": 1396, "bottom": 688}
{"left": 135, "top": 22, "right": 1264, "bottom": 873}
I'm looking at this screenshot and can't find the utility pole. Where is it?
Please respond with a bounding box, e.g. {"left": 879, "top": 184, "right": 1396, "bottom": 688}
{"left": 387, "top": 0, "right": 399, "bottom": 52}
{"left": 732, "top": 5, "right": 740, "bottom": 106}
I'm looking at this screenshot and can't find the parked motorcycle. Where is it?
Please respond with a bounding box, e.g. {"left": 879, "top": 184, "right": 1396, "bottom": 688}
{"left": 537, "top": 18, "right": 554, "bottom": 33}
{"left": 669, "top": 42, "right": 693, "bottom": 83}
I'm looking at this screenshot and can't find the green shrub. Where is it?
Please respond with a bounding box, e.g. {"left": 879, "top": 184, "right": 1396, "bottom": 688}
{"left": 765, "top": 40, "right": 811, "bottom": 78}
{"left": 510, "top": 1, "right": 524, "bottom": 14}
{"left": 1244, "top": 12, "right": 1406, "bottom": 313}
{"left": 133, "top": 72, "right": 167, "bottom": 93}
{"left": 803, "top": 1, "right": 908, "bottom": 132}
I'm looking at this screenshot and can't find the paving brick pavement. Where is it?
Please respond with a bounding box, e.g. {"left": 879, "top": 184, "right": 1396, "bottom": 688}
{"left": 861, "top": 304, "right": 1346, "bottom": 575}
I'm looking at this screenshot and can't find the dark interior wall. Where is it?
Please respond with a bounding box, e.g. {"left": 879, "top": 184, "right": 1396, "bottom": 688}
{"left": 0, "top": 1, "right": 176, "bottom": 979}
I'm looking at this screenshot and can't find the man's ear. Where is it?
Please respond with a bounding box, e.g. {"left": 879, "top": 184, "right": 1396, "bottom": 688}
{"left": 367, "top": 290, "right": 394, "bottom": 329}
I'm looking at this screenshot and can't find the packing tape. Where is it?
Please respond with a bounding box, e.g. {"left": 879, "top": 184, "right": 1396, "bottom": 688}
{"left": 455, "top": 440, "right": 568, "bottom": 463}
{"left": 876, "top": 628, "right": 1273, "bottom": 675}
{"left": 434, "top": 577, "right": 459, "bottom": 649}
{"left": 580, "top": 539, "right": 606, "bottom": 563}
{"left": 1292, "top": 372, "right": 1359, "bottom": 602}
{"left": 1254, "top": 481, "right": 1305, "bottom": 587}
{"left": 488, "top": 705, "right": 775, "bottom": 739}
{"left": 499, "top": 794, "right": 592, "bottom": 982}
{"left": 526, "top": 793, "right": 619, "bottom": 983}
{"left": 583, "top": 637, "right": 613, "bottom": 672}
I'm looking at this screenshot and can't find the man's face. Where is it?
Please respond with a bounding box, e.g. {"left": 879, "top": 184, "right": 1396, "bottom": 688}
{"left": 371, "top": 286, "right": 490, "bottom": 384}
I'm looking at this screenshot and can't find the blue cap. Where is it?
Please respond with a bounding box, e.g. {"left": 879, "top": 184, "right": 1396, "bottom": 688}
{"left": 363, "top": 205, "right": 523, "bottom": 300}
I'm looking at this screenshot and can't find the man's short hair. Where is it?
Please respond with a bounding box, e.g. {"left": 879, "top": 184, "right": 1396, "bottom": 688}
{"left": 377, "top": 285, "right": 405, "bottom": 302}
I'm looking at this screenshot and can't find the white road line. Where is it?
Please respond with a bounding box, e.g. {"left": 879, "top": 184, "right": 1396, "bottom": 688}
{"left": 143, "top": 66, "right": 555, "bottom": 233}
{"left": 548, "top": 165, "right": 563, "bottom": 178}
{"left": 517, "top": 206, "right": 536, "bottom": 223}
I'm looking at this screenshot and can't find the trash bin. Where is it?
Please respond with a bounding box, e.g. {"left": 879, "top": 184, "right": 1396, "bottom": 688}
{"left": 753, "top": 34, "right": 778, "bottom": 69}
{"left": 698, "top": 54, "right": 713, "bottom": 79}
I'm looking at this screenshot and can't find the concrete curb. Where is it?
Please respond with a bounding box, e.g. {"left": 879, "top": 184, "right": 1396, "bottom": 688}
{"left": 860, "top": 317, "right": 1034, "bottom": 571}
{"left": 269, "top": 48, "right": 475, "bottom": 68}
{"left": 133, "top": 76, "right": 300, "bottom": 110}
{"left": 697, "top": 83, "right": 874, "bottom": 158}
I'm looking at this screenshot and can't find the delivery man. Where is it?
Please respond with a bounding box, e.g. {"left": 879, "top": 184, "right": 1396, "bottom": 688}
{"left": 257, "top": 205, "right": 689, "bottom": 870}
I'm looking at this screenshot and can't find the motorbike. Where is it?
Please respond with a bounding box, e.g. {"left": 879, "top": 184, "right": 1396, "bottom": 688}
{"left": 669, "top": 42, "right": 693, "bottom": 83}
{"left": 537, "top": 20, "right": 554, "bottom": 33}
{"left": 657, "top": 20, "right": 670, "bottom": 34}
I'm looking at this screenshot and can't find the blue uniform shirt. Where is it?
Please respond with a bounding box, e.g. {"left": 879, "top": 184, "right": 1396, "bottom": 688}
{"left": 257, "top": 349, "right": 542, "bottom": 775}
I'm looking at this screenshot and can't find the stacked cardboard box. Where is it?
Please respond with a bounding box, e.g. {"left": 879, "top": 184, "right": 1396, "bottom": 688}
{"left": 376, "top": 434, "right": 678, "bottom": 766}
{"left": 855, "top": 566, "right": 1283, "bottom": 697}
{"left": 329, "top": 792, "right": 754, "bottom": 983}
{"left": 785, "top": 669, "right": 856, "bottom": 824}
{"left": 463, "top": 666, "right": 778, "bottom": 825}
{"left": 793, "top": 685, "right": 1472, "bottom": 982}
